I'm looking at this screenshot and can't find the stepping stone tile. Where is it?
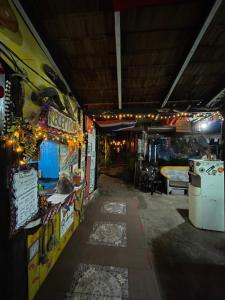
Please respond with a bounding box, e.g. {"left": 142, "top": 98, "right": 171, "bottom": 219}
{"left": 65, "top": 264, "right": 128, "bottom": 300}
{"left": 101, "top": 202, "right": 127, "bottom": 215}
{"left": 88, "top": 221, "right": 127, "bottom": 247}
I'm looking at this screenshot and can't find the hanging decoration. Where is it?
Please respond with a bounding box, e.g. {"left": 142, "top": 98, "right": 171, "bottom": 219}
{"left": 0, "top": 75, "right": 13, "bottom": 134}
{"left": 110, "top": 139, "right": 126, "bottom": 153}
{"left": 39, "top": 104, "right": 85, "bottom": 146}
{"left": 3, "top": 120, "right": 37, "bottom": 165}
{"left": 92, "top": 111, "right": 223, "bottom": 122}
{"left": 1, "top": 104, "right": 85, "bottom": 165}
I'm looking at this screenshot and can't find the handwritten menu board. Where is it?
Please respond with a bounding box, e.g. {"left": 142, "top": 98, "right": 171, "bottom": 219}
{"left": 10, "top": 166, "right": 39, "bottom": 235}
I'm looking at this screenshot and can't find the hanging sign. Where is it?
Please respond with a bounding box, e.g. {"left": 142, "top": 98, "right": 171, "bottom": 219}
{"left": 9, "top": 165, "right": 39, "bottom": 235}
{"left": 48, "top": 106, "right": 77, "bottom": 134}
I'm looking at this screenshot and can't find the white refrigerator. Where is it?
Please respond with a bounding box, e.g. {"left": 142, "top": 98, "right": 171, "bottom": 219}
{"left": 189, "top": 159, "right": 224, "bottom": 231}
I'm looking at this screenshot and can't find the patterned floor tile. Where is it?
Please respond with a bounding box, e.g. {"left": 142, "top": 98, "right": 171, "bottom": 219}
{"left": 65, "top": 264, "right": 128, "bottom": 300}
{"left": 101, "top": 202, "right": 127, "bottom": 215}
{"left": 88, "top": 222, "right": 127, "bottom": 247}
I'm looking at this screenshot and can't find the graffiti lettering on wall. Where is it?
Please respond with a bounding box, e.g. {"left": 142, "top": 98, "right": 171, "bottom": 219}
{"left": 48, "top": 107, "right": 77, "bottom": 134}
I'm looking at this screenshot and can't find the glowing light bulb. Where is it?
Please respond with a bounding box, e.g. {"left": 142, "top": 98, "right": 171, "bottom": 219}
{"left": 19, "top": 159, "right": 26, "bottom": 165}
{"left": 6, "top": 139, "right": 14, "bottom": 146}
{"left": 14, "top": 131, "right": 20, "bottom": 138}
{"left": 16, "top": 146, "right": 23, "bottom": 153}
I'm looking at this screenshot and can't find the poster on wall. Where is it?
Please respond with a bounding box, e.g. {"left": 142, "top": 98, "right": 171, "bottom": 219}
{"left": 80, "top": 144, "right": 86, "bottom": 181}
{"left": 89, "top": 127, "right": 96, "bottom": 194}
{"left": 9, "top": 165, "right": 39, "bottom": 235}
{"left": 80, "top": 109, "right": 84, "bottom": 131}
{"left": 59, "top": 144, "right": 69, "bottom": 171}
{"left": 59, "top": 144, "right": 78, "bottom": 173}
{"left": 89, "top": 168, "right": 96, "bottom": 192}
{"left": 87, "top": 132, "right": 93, "bottom": 156}
{"left": 60, "top": 199, "right": 74, "bottom": 238}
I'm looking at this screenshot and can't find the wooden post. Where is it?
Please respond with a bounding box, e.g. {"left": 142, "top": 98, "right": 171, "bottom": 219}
{"left": 0, "top": 140, "right": 28, "bottom": 300}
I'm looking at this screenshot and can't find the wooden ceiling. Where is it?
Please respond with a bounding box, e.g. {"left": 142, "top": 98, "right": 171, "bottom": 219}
{"left": 20, "top": 0, "right": 225, "bottom": 113}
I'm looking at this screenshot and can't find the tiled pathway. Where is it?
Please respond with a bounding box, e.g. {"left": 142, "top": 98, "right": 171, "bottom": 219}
{"left": 35, "top": 175, "right": 161, "bottom": 300}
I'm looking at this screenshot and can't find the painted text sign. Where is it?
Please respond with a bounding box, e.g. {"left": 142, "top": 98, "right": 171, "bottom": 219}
{"left": 48, "top": 106, "right": 76, "bottom": 134}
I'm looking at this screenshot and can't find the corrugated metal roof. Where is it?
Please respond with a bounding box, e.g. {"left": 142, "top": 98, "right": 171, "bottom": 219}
{"left": 19, "top": 0, "right": 225, "bottom": 112}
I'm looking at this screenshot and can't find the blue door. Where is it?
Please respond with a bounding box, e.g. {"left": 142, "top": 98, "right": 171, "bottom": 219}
{"left": 39, "top": 141, "right": 59, "bottom": 178}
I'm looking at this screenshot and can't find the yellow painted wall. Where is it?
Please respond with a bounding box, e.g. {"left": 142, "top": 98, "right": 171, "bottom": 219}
{"left": 27, "top": 191, "right": 83, "bottom": 300}
{"left": 0, "top": 0, "right": 78, "bottom": 122}
{"left": 0, "top": 3, "right": 84, "bottom": 299}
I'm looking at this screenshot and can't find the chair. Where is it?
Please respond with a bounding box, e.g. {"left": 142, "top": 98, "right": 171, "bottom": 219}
{"left": 139, "top": 165, "right": 163, "bottom": 195}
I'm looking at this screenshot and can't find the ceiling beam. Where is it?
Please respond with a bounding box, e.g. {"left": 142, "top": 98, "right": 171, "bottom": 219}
{"left": 115, "top": 11, "right": 122, "bottom": 110}
{"left": 161, "top": 0, "right": 223, "bottom": 108}
{"left": 206, "top": 87, "right": 225, "bottom": 108}
{"left": 113, "top": 0, "right": 188, "bottom": 11}
{"left": 84, "top": 99, "right": 200, "bottom": 106}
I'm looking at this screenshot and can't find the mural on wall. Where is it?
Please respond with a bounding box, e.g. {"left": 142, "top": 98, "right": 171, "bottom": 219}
{"left": 0, "top": 0, "right": 85, "bottom": 165}
{"left": 0, "top": 1, "right": 17, "bottom": 32}
{"left": 59, "top": 143, "right": 78, "bottom": 173}
{"left": 0, "top": 0, "right": 78, "bottom": 124}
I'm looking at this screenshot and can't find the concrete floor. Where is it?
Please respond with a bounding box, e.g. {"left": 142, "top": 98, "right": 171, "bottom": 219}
{"left": 35, "top": 170, "right": 225, "bottom": 300}
{"left": 137, "top": 188, "right": 225, "bottom": 300}
{"left": 35, "top": 173, "right": 160, "bottom": 300}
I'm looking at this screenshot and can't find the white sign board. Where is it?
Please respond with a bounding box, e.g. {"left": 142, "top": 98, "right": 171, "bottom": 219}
{"left": 11, "top": 168, "right": 38, "bottom": 232}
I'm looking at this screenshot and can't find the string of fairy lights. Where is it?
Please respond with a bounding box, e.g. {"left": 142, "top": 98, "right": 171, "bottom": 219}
{"left": 92, "top": 111, "right": 224, "bottom": 121}
{"left": 2, "top": 109, "right": 224, "bottom": 166}
{"left": 110, "top": 139, "right": 126, "bottom": 153}
{"left": 2, "top": 122, "right": 85, "bottom": 165}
